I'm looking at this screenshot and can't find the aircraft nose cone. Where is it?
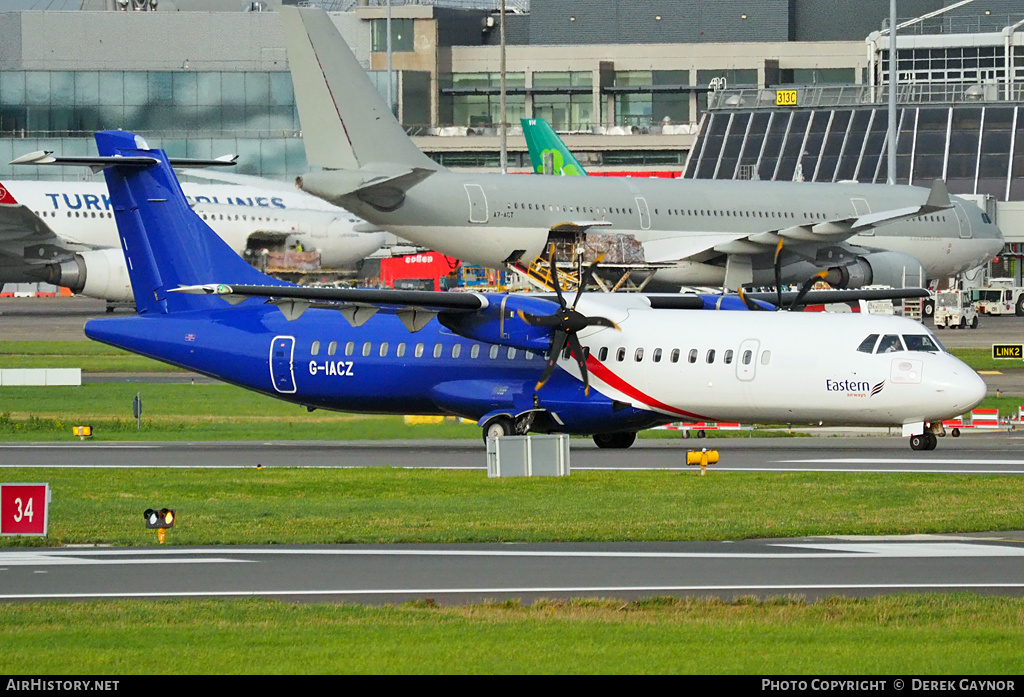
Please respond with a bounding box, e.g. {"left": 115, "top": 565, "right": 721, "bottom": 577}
{"left": 949, "top": 368, "right": 987, "bottom": 414}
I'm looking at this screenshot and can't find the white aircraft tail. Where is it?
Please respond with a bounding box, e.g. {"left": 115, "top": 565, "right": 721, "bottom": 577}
{"left": 281, "top": 6, "right": 439, "bottom": 173}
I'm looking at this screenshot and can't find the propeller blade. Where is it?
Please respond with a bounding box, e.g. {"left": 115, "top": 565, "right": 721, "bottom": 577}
{"left": 774, "top": 239, "right": 784, "bottom": 309}
{"left": 546, "top": 242, "right": 567, "bottom": 309}
{"left": 535, "top": 329, "right": 569, "bottom": 392}
{"left": 790, "top": 270, "right": 831, "bottom": 309}
{"left": 518, "top": 310, "right": 563, "bottom": 327}
{"left": 571, "top": 253, "right": 604, "bottom": 311}
{"left": 738, "top": 287, "right": 767, "bottom": 311}
{"left": 567, "top": 332, "right": 591, "bottom": 397}
{"left": 581, "top": 315, "right": 621, "bottom": 331}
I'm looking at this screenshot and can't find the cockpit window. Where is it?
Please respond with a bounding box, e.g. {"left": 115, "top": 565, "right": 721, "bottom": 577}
{"left": 875, "top": 334, "right": 904, "bottom": 354}
{"left": 982, "top": 213, "right": 992, "bottom": 224}
{"left": 903, "top": 334, "right": 941, "bottom": 352}
{"left": 857, "top": 334, "right": 879, "bottom": 353}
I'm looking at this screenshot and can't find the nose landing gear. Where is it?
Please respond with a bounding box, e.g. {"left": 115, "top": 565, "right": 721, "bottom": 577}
{"left": 909, "top": 432, "right": 938, "bottom": 451}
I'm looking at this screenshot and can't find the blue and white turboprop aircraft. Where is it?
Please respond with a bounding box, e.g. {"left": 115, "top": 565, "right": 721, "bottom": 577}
{"left": 79, "top": 131, "right": 985, "bottom": 451}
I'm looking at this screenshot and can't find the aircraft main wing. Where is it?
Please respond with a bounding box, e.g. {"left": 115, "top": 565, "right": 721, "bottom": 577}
{"left": 0, "top": 188, "right": 75, "bottom": 283}
{"left": 643, "top": 179, "right": 953, "bottom": 264}
{"left": 172, "top": 283, "right": 489, "bottom": 331}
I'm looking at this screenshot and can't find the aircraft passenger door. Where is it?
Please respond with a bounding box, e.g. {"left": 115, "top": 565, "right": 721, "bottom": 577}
{"left": 953, "top": 202, "right": 973, "bottom": 239}
{"left": 736, "top": 339, "right": 759, "bottom": 381}
{"left": 270, "top": 335, "right": 297, "bottom": 394}
{"left": 634, "top": 196, "right": 651, "bottom": 230}
{"left": 464, "top": 184, "right": 489, "bottom": 224}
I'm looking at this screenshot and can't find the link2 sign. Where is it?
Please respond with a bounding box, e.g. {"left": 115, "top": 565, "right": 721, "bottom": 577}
{"left": 1, "top": 483, "right": 50, "bottom": 536}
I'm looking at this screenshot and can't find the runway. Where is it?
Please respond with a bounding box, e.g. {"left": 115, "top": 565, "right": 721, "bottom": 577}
{"left": 3, "top": 535, "right": 1024, "bottom": 604}
{"left": 3, "top": 433, "right": 1024, "bottom": 474}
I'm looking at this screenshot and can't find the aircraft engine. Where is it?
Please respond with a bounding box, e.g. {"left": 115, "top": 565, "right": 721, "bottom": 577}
{"left": 42, "top": 248, "right": 133, "bottom": 302}
{"left": 825, "top": 251, "right": 925, "bottom": 289}
{"left": 438, "top": 294, "right": 562, "bottom": 353}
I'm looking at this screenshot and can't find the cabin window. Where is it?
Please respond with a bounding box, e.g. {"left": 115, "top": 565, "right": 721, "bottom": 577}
{"left": 471, "top": 344, "right": 480, "bottom": 359}
{"left": 760, "top": 350, "right": 771, "bottom": 366}
{"left": 362, "top": 342, "right": 372, "bottom": 357}
{"left": 634, "top": 348, "right": 644, "bottom": 362}
{"left": 857, "top": 334, "right": 879, "bottom": 354}
{"left": 508, "top": 347, "right": 517, "bottom": 360}
{"left": 345, "top": 341, "right": 355, "bottom": 356}
{"left": 706, "top": 349, "right": 716, "bottom": 364}
{"left": 379, "top": 342, "right": 389, "bottom": 357}
{"left": 688, "top": 349, "right": 698, "bottom": 364}
{"left": 310, "top": 341, "right": 321, "bottom": 356}
{"left": 415, "top": 343, "right": 424, "bottom": 358}
{"left": 525, "top": 351, "right": 535, "bottom": 360}
{"left": 876, "top": 335, "right": 904, "bottom": 354}
{"left": 598, "top": 347, "right": 609, "bottom": 361}
{"left": 562, "top": 346, "right": 571, "bottom": 360}
{"left": 433, "top": 343, "right": 443, "bottom": 358}
{"left": 724, "top": 349, "right": 734, "bottom": 364}
{"left": 452, "top": 344, "right": 461, "bottom": 359}
{"left": 397, "top": 343, "right": 406, "bottom": 358}
{"left": 670, "top": 349, "right": 680, "bottom": 363}
{"left": 903, "top": 335, "right": 941, "bottom": 352}
{"left": 327, "top": 341, "right": 338, "bottom": 357}
{"left": 489, "top": 345, "right": 500, "bottom": 359}
{"left": 742, "top": 350, "right": 753, "bottom": 365}
{"left": 653, "top": 348, "right": 662, "bottom": 363}
{"left": 616, "top": 347, "right": 626, "bottom": 362}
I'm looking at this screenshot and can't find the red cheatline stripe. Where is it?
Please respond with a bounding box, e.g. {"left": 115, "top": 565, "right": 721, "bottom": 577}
{"left": 584, "top": 355, "right": 709, "bottom": 420}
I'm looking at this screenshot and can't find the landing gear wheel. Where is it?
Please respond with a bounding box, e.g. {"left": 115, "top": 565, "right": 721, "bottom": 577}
{"left": 482, "top": 416, "right": 514, "bottom": 443}
{"left": 696, "top": 429, "right": 706, "bottom": 438}
{"left": 951, "top": 428, "right": 961, "bottom": 438}
{"left": 593, "top": 432, "right": 637, "bottom": 449}
{"left": 910, "top": 433, "right": 938, "bottom": 451}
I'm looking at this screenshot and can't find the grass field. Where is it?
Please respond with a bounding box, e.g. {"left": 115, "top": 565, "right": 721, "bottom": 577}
{"left": 2, "top": 341, "right": 1022, "bottom": 674}
{"left": 1, "top": 468, "right": 1022, "bottom": 546}
{"left": 2, "top": 596, "right": 1023, "bottom": 674}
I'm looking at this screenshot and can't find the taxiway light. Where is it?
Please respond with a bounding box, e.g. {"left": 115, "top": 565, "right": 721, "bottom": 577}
{"left": 686, "top": 448, "right": 719, "bottom": 475}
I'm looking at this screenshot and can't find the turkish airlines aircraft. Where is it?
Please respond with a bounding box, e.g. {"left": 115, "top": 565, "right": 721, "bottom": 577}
{"left": 0, "top": 177, "right": 386, "bottom": 301}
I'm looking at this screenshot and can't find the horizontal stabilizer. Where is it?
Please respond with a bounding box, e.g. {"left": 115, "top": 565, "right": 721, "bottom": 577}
{"left": 297, "top": 167, "right": 436, "bottom": 210}
{"left": 12, "top": 149, "right": 236, "bottom": 174}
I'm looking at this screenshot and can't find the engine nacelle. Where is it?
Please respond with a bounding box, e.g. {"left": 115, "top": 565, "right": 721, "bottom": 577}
{"left": 825, "top": 251, "right": 925, "bottom": 289}
{"left": 437, "top": 294, "right": 561, "bottom": 353}
{"left": 44, "top": 248, "right": 133, "bottom": 302}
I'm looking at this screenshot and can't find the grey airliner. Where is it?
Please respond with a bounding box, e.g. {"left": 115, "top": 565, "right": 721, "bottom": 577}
{"left": 280, "top": 7, "right": 1004, "bottom": 292}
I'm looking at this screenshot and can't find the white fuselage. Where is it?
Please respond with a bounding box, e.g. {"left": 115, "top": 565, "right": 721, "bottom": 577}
{"left": 2, "top": 179, "right": 386, "bottom": 270}
{"left": 564, "top": 296, "right": 985, "bottom": 427}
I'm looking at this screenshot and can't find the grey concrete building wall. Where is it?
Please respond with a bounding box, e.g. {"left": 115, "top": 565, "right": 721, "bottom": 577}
{"left": 792, "top": 0, "right": 943, "bottom": 42}
{"left": 526, "top": 0, "right": 789, "bottom": 45}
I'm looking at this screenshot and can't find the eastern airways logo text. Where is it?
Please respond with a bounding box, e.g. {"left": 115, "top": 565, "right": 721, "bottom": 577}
{"left": 826, "top": 379, "right": 885, "bottom": 397}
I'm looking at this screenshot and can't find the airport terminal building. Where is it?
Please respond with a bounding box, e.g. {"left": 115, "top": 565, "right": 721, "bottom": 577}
{"left": 0, "top": 0, "right": 1021, "bottom": 279}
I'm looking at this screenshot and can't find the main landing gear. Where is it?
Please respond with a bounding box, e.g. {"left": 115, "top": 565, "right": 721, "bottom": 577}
{"left": 909, "top": 432, "right": 938, "bottom": 451}
{"left": 593, "top": 432, "right": 637, "bottom": 449}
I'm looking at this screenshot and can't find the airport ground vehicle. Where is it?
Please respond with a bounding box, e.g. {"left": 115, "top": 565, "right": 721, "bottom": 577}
{"left": 971, "top": 278, "right": 1024, "bottom": 316}
{"left": 934, "top": 289, "right": 979, "bottom": 329}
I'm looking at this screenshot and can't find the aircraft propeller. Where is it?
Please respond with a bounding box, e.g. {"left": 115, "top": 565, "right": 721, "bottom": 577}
{"left": 517, "top": 244, "right": 619, "bottom": 396}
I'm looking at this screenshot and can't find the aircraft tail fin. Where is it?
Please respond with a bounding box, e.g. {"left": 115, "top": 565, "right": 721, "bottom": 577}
{"left": 521, "top": 118, "right": 588, "bottom": 176}
{"left": 94, "top": 130, "right": 288, "bottom": 315}
{"left": 281, "top": 6, "right": 439, "bottom": 173}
